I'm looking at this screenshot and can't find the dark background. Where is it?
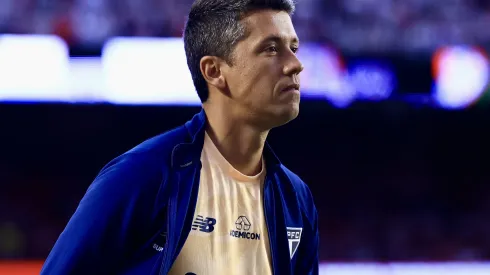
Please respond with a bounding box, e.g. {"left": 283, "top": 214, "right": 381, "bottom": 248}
{"left": 2, "top": 101, "right": 490, "bottom": 262}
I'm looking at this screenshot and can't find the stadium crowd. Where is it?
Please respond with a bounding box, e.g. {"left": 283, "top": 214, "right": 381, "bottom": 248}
{"left": 0, "top": 0, "right": 489, "bottom": 53}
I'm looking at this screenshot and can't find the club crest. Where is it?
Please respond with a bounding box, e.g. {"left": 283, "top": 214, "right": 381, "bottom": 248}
{"left": 286, "top": 227, "right": 302, "bottom": 259}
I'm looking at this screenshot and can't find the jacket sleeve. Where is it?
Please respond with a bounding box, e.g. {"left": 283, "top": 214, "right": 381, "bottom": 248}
{"left": 294, "top": 183, "right": 320, "bottom": 275}
{"left": 41, "top": 154, "right": 165, "bottom": 275}
{"left": 297, "top": 207, "right": 319, "bottom": 275}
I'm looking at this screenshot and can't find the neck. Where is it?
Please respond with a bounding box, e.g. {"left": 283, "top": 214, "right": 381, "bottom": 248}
{"left": 203, "top": 103, "right": 269, "bottom": 176}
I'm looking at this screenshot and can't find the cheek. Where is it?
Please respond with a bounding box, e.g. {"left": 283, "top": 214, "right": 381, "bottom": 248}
{"left": 247, "top": 64, "right": 277, "bottom": 92}
{"left": 230, "top": 60, "right": 278, "bottom": 103}
{"left": 233, "top": 68, "right": 262, "bottom": 98}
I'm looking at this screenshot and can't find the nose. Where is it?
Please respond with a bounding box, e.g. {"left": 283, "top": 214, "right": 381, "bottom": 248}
{"left": 283, "top": 51, "right": 304, "bottom": 76}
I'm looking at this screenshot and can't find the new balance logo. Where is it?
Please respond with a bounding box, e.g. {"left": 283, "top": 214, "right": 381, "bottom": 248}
{"left": 191, "top": 215, "right": 216, "bottom": 233}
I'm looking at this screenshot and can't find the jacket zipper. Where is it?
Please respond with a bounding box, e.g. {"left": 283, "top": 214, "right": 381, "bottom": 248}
{"left": 263, "top": 176, "right": 276, "bottom": 275}
{"left": 159, "top": 199, "right": 171, "bottom": 274}
{"left": 160, "top": 163, "right": 200, "bottom": 274}
{"left": 160, "top": 171, "right": 178, "bottom": 275}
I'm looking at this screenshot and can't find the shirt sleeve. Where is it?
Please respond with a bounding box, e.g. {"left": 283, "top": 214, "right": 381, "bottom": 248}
{"left": 41, "top": 154, "right": 165, "bottom": 275}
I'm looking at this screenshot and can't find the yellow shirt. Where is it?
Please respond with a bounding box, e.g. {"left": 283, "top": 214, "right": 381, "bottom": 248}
{"left": 168, "top": 132, "right": 273, "bottom": 275}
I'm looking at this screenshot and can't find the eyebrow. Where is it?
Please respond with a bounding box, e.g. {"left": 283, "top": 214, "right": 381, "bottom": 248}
{"left": 258, "top": 34, "right": 299, "bottom": 46}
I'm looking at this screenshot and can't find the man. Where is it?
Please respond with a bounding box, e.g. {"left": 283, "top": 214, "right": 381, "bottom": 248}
{"left": 41, "top": 0, "right": 319, "bottom": 274}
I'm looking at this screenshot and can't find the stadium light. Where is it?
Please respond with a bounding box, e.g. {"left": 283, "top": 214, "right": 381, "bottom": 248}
{"left": 0, "top": 34, "right": 71, "bottom": 101}
{"left": 348, "top": 61, "right": 396, "bottom": 101}
{"left": 319, "top": 262, "right": 490, "bottom": 275}
{"left": 101, "top": 37, "right": 200, "bottom": 105}
{"left": 433, "top": 46, "right": 489, "bottom": 109}
{"left": 297, "top": 43, "right": 356, "bottom": 107}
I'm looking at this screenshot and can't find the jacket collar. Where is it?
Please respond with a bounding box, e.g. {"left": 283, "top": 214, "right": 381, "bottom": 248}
{"left": 171, "top": 109, "right": 282, "bottom": 170}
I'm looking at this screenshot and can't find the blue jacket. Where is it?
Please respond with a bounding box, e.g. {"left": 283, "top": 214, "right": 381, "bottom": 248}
{"left": 41, "top": 110, "right": 319, "bottom": 275}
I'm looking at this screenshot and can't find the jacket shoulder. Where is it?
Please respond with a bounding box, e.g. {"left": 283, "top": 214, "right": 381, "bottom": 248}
{"left": 103, "top": 123, "right": 189, "bottom": 171}
{"left": 125, "top": 124, "right": 190, "bottom": 159}
{"left": 279, "top": 165, "right": 317, "bottom": 226}
{"left": 94, "top": 124, "right": 189, "bottom": 197}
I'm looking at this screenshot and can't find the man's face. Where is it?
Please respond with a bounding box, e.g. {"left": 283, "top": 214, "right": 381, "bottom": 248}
{"left": 221, "top": 10, "right": 303, "bottom": 129}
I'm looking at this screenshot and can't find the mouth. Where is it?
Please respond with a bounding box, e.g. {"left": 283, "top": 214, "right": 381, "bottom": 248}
{"left": 282, "top": 83, "right": 300, "bottom": 93}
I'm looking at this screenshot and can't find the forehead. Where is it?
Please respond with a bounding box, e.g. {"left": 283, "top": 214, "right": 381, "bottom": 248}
{"left": 240, "top": 10, "right": 298, "bottom": 44}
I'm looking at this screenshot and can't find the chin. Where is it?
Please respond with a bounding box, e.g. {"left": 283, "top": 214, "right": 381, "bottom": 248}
{"left": 272, "top": 103, "right": 300, "bottom": 128}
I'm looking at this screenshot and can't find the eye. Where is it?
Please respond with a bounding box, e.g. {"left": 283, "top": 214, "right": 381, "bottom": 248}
{"left": 291, "top": 46, "right": 299, "bottom": 53}
{"left": 265, "top": 46, "right": 278, "bottom": 53}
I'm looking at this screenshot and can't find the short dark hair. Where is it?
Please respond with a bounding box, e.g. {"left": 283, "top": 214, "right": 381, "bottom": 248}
{"left": 184, "top": 0, "right": 296, "bottom": 102}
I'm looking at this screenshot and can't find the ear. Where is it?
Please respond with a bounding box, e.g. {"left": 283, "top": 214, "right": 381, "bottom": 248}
{"left": 200, "top": 56, "right": 227, "bottom": 90}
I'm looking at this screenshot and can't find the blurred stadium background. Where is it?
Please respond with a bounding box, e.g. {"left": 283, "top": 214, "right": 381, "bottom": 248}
{"left": 1, "top": 0, "right": 490, "bottom": 274}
